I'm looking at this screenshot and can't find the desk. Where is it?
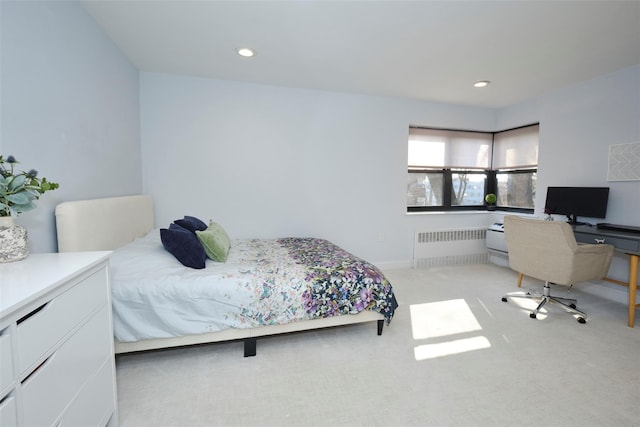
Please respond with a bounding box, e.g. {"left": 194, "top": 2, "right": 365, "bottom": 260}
{"left": 574, "top": 225, "right": 640, "bottom": 327}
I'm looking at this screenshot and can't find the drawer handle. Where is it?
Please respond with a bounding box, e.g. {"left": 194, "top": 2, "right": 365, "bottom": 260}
{"left": 17, "top": 302, "right": 48, "bottom": 325}
{"left": 21, "top": 355, "right": 52, "bottom": 384}
{"left": 594, "top": 238, "right": 606, "bottom": 244}
{"left": 0, "top": 392, "right": 13, "bottom": 405}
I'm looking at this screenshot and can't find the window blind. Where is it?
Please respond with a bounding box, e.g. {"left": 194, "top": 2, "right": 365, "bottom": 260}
{"left": 408, "top": 127, "right": 492, "bottom": 169}
{"left": 492, "top": 124, "right": 539, "bottom": 169}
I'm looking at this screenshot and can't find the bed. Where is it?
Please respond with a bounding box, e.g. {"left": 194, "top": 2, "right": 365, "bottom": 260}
{"left": 55, "top": 195, "right": 398, "bottom": 356}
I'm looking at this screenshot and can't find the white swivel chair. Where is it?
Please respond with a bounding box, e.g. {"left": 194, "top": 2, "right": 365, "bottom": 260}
{"left": 501, "top": 216, "right": 614, "bottom": 323}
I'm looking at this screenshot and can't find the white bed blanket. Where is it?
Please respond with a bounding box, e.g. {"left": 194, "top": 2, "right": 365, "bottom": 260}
{"left": 109, "top": 230, "right": 311, "bottom": 342}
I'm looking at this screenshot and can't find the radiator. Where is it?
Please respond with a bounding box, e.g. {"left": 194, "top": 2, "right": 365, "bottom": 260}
{"left": 413, "top": 228, "right": 489, "bottom": 268}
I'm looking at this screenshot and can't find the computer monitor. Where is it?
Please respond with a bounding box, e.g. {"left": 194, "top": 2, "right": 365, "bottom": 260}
{"left": 544, "top": 186, "right": 609, "bottom": 225}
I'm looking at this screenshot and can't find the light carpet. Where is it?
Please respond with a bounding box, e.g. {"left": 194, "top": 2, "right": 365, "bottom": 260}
{"left": 115, "top": 263, "right": 639, "bottom": 427}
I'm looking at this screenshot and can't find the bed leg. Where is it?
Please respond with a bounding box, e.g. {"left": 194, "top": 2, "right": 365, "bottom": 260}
{"left": 244, "top": 337, "right": 257, "bottom": 357}
{"left": 377, "top": 319, "right": 384, "bottom": 336}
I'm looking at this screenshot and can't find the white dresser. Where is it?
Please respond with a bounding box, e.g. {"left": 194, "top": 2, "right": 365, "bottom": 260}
{"left": 0, "top": 252, "right": 118, "bottom": 426}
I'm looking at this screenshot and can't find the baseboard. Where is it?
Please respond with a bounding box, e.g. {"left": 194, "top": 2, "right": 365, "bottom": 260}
{"left": 372, "top": 262, "right": 630, "bottom": 308}
{"left": 374, "top": 260, "right": 412, "bottom": 271}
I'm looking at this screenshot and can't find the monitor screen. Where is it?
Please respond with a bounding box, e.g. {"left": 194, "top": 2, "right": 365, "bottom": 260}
{"left": 544, "top": 187, "right": 609, "bottom": 223}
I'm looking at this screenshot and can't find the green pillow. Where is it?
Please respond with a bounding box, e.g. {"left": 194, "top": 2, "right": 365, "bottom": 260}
{"left": 196, "top": 221, "right": 230, "bottom": 262}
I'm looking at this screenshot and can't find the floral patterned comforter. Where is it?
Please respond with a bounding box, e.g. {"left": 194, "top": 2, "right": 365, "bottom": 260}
{"left": 279, "top": 238, "right": 397, "bottom": 323}
{"left": 109, "top": 231, "right": 397, "bottom": 342}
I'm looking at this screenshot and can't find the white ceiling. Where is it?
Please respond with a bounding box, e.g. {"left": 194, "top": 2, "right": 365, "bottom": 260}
{"left": 81, "top": 0, "right": 640, "bottom": 109}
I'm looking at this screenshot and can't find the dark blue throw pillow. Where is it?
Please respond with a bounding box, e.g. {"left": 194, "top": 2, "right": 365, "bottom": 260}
{"left": 174, "top": 215, "right": 208, "bottom": 233}
{"left": 160, "top": 224, "right": 207, "bottom": 269}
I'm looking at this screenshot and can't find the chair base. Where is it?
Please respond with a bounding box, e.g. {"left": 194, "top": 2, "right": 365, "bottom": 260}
{"left": 502, "top": 281, "right": 587, "bottom": 324}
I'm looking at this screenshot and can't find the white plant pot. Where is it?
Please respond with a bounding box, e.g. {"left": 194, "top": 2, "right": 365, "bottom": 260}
{"left": 0, "top": 216, "right": 29, "bottom": 263}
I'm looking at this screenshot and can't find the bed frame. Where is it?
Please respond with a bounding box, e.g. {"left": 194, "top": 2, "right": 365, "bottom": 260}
{"left": 55, "top": 195, "right": 385, "bottom": 356}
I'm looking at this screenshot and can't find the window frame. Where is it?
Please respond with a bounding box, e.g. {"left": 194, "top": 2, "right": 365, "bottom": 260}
{"left": 489, "top": 169, "right": 537, "bottom": 213}
{"left": 407, "top": 124, "right": 538, "bottom": 214}
{"left": 408, "top": 168, "right": 489, "bottom": 212}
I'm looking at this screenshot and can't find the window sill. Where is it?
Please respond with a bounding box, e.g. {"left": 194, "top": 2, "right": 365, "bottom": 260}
{"left": 406, "top": 210, "right": 493, "bottom": 216}
{"left": 408, "top": 206, "right": 533, "bottom": 215}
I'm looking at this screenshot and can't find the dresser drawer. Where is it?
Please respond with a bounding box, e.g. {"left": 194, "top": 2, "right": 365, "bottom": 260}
{"left": 0, "top": 392, "right": 17, "bottom": 427}
{"left": 0, "top": 329, "right": 13, "bottom": 393}
{"left": 21, "top": 306, "right": 112, "bottom": 427}
{"left": 59, "top": 358, "right": 116, "bottom": 427}
{"left": 17, "top": 267, "right": 108, "bottom": 373}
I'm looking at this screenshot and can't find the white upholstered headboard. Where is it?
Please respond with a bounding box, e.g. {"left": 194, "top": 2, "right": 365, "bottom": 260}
{"left": 55, "top": 195, "right": 154, "bottom": 252}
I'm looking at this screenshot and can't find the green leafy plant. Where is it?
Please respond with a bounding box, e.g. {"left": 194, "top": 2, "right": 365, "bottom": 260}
{"left": 485, "top": 193, "right": 497, "bottom": 205}
{"left": 0, "top": 155, "right": 59, "bottom": 217}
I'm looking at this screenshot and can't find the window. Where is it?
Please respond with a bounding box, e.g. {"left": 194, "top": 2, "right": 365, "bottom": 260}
{"left": 491, "top": 125, "right": 539, "bottom": 210}
{"left": 407, "top": 124, "right": 538, "bottom": 212}
{"left": 408, "top": 128, "right": 492, "bottom": 211}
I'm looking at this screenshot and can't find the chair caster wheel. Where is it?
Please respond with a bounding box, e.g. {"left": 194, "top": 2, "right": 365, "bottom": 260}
{"left": 577, "top": 317, "right": 586, "bottom": 324}
{"left": 501, "top": 297, "right": 507, "bottom": 302}
{"left": 569, "top": 303, "right": 577, "bottom": 309}
{"left": 529, "top": 313, "right": 537, "bottom": 319}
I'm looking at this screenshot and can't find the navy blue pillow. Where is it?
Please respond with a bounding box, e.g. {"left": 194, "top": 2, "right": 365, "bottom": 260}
{"left": 160, "top": 224, "right": 207, "bottom": 269}
{"left": 174, "top": 216, "right": 207, "bottom": 233}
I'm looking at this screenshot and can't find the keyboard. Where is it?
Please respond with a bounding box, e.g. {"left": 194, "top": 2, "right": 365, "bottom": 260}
{"left": 596, "top": 223, "right": 640, "bottom": 234}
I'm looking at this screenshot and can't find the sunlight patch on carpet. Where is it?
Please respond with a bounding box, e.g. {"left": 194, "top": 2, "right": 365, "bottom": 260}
{"left": 410, "top": 299, "right": 482, "bottom": 339}
{"left": 410, "top": 299, "right": 491, "bottom": 360}
{"left": 414, "top": 336, "right": 491, "bottom": 360}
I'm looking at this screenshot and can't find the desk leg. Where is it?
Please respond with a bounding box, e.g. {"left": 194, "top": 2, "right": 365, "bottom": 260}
{"left": 629, "top": 254, "right": 639, "bottom": 328}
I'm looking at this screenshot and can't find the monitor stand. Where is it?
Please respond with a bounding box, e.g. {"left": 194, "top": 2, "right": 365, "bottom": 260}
{"left": 566, "top": 214, "right": 587, "bottom": 226}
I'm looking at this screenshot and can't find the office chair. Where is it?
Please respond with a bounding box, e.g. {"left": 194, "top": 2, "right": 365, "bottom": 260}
{"left": 501, "top": 216, "right": 614, "bottom": 323}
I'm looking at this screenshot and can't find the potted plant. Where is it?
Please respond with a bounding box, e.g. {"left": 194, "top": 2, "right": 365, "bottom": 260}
{"left": 485, "top": 193, "right": 497, "bottom": 211}
{"left": 0, "top": 155, "right": 59, "bottom": 262}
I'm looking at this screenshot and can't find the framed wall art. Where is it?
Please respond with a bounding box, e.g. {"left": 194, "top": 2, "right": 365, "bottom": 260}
{"left": 607, "top": 141, "right": 640, "bottom": 181}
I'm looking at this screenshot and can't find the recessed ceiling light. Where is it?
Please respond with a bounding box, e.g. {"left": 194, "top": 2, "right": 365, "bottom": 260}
{"left": 237, "top": 48, "right": 255, "bottom": 58}
{"left": 473, "top": 80, "right": 490, "bottom": 88}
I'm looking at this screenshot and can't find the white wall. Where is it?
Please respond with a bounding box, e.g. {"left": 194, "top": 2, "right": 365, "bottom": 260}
{"left": 496, "top": 65, "right": 640, "bottom": 282}
{"left": 498, "top": 66, "right": 640, "bottom": 226}
{"left": 0, "top": 1, "right": 141, "bottom": 253}
{"left": 142, "top": 66, "right": 639, "bottom": 278}
{"left": 141, "top": 73, "right": 496, "bottom": 267}
{"left": 3, "top": 0, "right": 638, "bottom": 282}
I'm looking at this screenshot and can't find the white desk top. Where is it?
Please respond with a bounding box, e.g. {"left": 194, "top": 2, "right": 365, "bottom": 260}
{"left": 0, "top": 252, "right": 111, "bottom": 322}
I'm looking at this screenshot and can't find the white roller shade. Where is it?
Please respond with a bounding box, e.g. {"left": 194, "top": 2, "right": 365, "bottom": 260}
{"left": 408, "top": 128, "right": 492, "bottom": 169}
{"left": 492, "top": 125, "right": 539, "bottom": 169}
